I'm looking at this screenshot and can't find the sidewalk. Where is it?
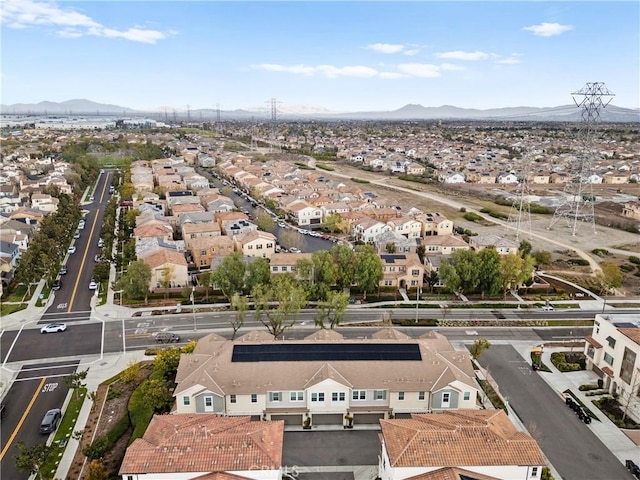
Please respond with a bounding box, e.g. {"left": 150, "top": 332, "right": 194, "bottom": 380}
{"left": 512, "top": 342, "right": 640, "bottom": 465}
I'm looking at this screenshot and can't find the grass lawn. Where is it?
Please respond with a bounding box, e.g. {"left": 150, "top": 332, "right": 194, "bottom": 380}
{"left": 0, "top": 303, "right": 27, "bottom": 316}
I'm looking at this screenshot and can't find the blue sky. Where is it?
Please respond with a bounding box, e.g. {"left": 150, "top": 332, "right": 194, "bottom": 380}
{"left": 1, "top": 1, "right": 638, "bottom": 112}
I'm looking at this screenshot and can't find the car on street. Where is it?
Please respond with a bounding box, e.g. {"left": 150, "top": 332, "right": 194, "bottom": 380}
{"left": 78, "top": 220, "right": 85, "bottom": 229}
{"left": 59, "top": 265, "right": 68, "bottom": 275}
{"left": 40, "top": 322, "right": 67, "bottom": 334}
{"left": 40, "top": 408, "right": 62, "bottom": 434}
{"left": 278, "top": 222, "right": 286, "bottom": 228}
{"left": 68, "top": 246, "right": 76, "bottom": 254}
{"left": 94, "top": 254, "right": 100, "bottom": 262}
{"left": 73, "top": 231, "right": 80, "bottom": 239}
{"left": 89, "top": 280, "right": 98, "bottom": 290}
{"left": 542, "top": 305, "right": 554, "bottom": 311}
{"left": 289, "top": 247, "right": 301, "bottom": 253}
{"left": 155, "top": 332, "right": 181, "bottom": 343}
{"left": 97, "top": 238, "right": 104, "bottom": 248}
{"left": 52, "top": 279, "right": 62, "bottom": 291}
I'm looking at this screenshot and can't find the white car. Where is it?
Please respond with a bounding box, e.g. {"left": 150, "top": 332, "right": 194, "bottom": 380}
{"left": 78, "top": 220, "right": 85, "bottom": 230}
{"left": 89, "top": 280, "right": 98, "bottom": 290}
{"left": 97, "top": 238, "right": 104, "bottom": 248}
{"left": 289, "top": 247, "right": 301, "bottom": 253}
{"left": 40, "top": 322, "right": 67, "bottom": 334}
{"left": 542, "top": 305, "right": 554, "bottom": 311}
{"left": 278, "top": 222, "right": 286, "bottom": 228}
{"left": 68, "top": 246, "right": 76, "bottom": 254}
{"left": 73, "top": 232, "right": 80, "bottom": 239}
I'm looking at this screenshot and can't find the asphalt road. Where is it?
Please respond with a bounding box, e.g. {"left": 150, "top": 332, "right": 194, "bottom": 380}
{"left": 2, "top": 322, "right": 103, "bottom": 364}
{"left": 0, "top": 361, "right": 78, "bottom": 480}
{"left": 49, "top": 170, "right": 113, "bottom": 314}
{"left": 477, "top": 345, "right": 634, "bottom": 480}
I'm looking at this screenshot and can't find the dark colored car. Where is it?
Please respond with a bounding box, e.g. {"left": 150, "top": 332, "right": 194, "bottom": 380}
{"left": 52, "top": 279, "right": 62, "bottom": 291}
{"left": 40, "top": 408, "right": 61, "bottom": 434}
{"left": 155, "top": 332, "right": 180, "bottom": 343}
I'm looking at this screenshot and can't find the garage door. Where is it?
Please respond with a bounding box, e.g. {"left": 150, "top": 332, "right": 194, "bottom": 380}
{"left": 312, "top": 414, "right": 343, "bottom": 425}
{"left": 395, "top": 413, "right": 412, "bottom": 419}
{"left": 355, "top": 413, "right": 385, "bottom": 424}
{"left": 270, "top": 414, "right": 303, "bottom": 426}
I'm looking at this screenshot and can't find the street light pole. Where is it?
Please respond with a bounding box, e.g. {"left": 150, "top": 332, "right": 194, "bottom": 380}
{"left": 415, "top": 287, "right": 421, "bottom": 323}
{"left": 191, "top": 286, "right": 197, "bottom": 331}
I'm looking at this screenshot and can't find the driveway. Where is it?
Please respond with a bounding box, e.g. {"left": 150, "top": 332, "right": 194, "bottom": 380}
{"left": 478, "top": 345, "right": 633, "bottom": 480}
{"left": 283, "top": 430, "right": 380, "bottom": 468}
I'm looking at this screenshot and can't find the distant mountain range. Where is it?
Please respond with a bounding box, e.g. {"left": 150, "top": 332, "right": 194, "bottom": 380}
{"left": 2, "top": 98, "right": 639, "bottom": 122}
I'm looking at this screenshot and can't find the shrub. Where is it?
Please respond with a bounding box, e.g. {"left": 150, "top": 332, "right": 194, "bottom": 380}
{"left": 351, "top": 177, "right": 370, "bottom": 184}
{"left": 579, "top": 384, "right": 600, "bottom": 391}
{"left": 463, "top": 212, "right": 484, "bottom": 222}
{"left": 459, "top": 207, "right": 467, "bottom": 212}
{"left": 316, "top": 163, "right": 334, "bottom": 171}
{"left": 568, "top": 258, "right": 590, "bottom": 266}
{"left": 591, "top": 248, "right": 609, "bottom": 257}
{"left": 551, "top": 351, "right": 586, "bottom": 372}
{"left": 620, "top": 264, "right": 635, "bottom": 273}
{"left": 629, "top": 256, "right": 640, "bottom": 265}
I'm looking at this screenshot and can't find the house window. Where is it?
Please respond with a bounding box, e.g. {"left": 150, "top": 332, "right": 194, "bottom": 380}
{"left": 374, "top": 390, "right": 386, "bottom": 400}
{"left": 606, "top": 336, "right": 616, "bottom": 348}
{"left": 269, "top": 392, "right": 281, "bottom": 402}
{"left": 267, "top": 243, "right": 273, "bottom": 248}
{"left": 290, "top": 391, "right": 304, "bottom": 402}
{"left": 442, "top": 392, "right": 450, "bottom": 407}
{"left": 384, "top": 280, "right": 393, "bottom": 286}
{"left": 604, "top": 353, "right": 614, "bottom": 366}
{"left": 183, "top": 396, "right": 190, "bottom": 406}
{"left": 247, "top": 245, "right": 253, "bottom": 249}
{"left": 620, "top": 347, "right": 637, "bottom": 385}
{"left": 412, "top": 269, "right": 420, "bottom": 276}
{"left": 257, "top": 244, "right": 263, "bottom": 249}
{"left": 251, "top": 394, "right": 257, "bottom": 403}
{"left": 463, "top": 392, "right": 470, "bottom": 401}
{"left": 398, "top": 392, "right": 405, "bottom": 401}
{"left": 418, "top": 391, "right": 425, "bottom": 400}
{"left": 230, "top": 395, "right": 236, "bottom": 404}
{"left": 332, "top": 392, "right": 345, "bottom": 402}
{"left": 311, "top": 392, "right": 325, "bottom": 402}
{"left": 532, "top": 467, "right": 538, "bottom": 477}
{"left": 272, "top": 266, "right": 278, "bottom": 272}
{"left": 352, "top": 390, "right": 366, "bottom": 400}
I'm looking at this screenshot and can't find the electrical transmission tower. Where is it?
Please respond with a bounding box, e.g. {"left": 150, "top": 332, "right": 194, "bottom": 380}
{"left": 548, "top": 82, "right": 614, "bottom": 236}
{"left": 266, "top": 97, "right": 281, "bottom": 152}
{"left": 505, "top": 151, "right": 532, "bottom": 242}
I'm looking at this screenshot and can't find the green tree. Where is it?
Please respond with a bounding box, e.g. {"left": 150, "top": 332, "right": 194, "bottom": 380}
{"left": 254, "top": 210, "right": 275, "bottom": 232}
{"left": 438, "top": 258, "right": 460, "bottom": 295}
{"left": 63, "top": 369, "right": 88, "bottom": 400}
{"left": 425, "top": 271, "right": 439, "bottom": 293}
{"left": 500, "top": 253, "right": 536, "bottom": 299}
{"left": 354, "top": 244, "right": 383, "bottom": 300}
{"left": 385, "top": 242, "right": 396, "bottom": 253}
{"left": 297, "top": 250, "right": 338, "bottom": 301}
{"left": 449, "top": 249, "right": 480, "bottom": 295}
{"left": 140, "top": 378, "right": 173, "bottom": 412}
{"left": 599, "top": 262, "right": 623, "bottom": 291}
{"left": 518, "top": 240, "right": 533, "bottom": 258}
{"left": 92, "top": 260, "right": 110, "bottom": 283}
{"left": 14, "top": 442, "right": 52, "bottom": 480}
{"left": 331, "top": 244, "right": 356, "bottom": 291}
{"left": 323, "top": 213, "right": 344, "bottom": 233}
{"left": 533, "top": 250, "right": 552, "bottom": 267}
{"left": 230, "top": 293, "right": 248, "bottom": 340}
{"left": 199, "top": 271, "right": 214, "bottom": 300}
{"left": 280, "top": 229, "right": 303, "bottom": 250}
{"left": 252, "top": 274, "right": 307, "bottom": 338}
{"left": 211, "top": 253, "right": 246, "bottom": 300}
{"left": 314, "top": 290, "right": 349, "bottom": 329}
{"left": 469, "top": 338, "right": 491, "bottom": 360}
{"left": 115, "top": 259, "right": 152, "bottom": 304}
{"left": 245, "top": 257, "right": 270, "bottom": 293}
{"left": 476, "top": 248, "right": 503, "bottom": 298}
{"left": 416, "top": 245, "right": 426, "bottom": 264}
{"left": 154, "top": 347, "right": 182, "bottom": 378}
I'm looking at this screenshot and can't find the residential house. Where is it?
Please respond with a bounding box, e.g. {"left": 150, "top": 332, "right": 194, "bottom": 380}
{"left": 422, "top": 235, "right": 470, "bottom": 256}
{"left": 189, "top": 236, "right": 235, "bottom": 269}
{"left": 145, "top": 248, "right": 189, "bottom": 290}
{"left": 133, "top": 222, "right": 173, "bottom": 243}
{"left": 173, "top": 329, "right": 479, "bottom": 426}
{"left": 497, "top": 172, "right": 519, "bottom": 184}
{"left": 119, "top": 415, "right": 284, "bottom": 480}
{"left": 10, "top": 207, "right": 47, "bottom": 226}
{"left": 405, "top": 162, "right": 426, "bottom": 176}
{"left": 439, "top": 172, "right": 465, "bottom": 184}
{"left": 234, "top": 230, "right": 276, "bottom": 259}
{"left": 584, "top": 314, "right": 640, "bottom": 422}
{"left": 469, "top": 235, "right": 519, "bottom": 255}
{"left": 622, "top": 201, "right": 640, "bottom": 220}
{"left": 602, "top": 172, "right": 629, "bottom": 184}
{"left": 181, "top": 221, "right": 221, "bottom": 247}
{"left": 286, "top": 200, "right": 323, "bottom": 226}
{"left": 374, "top": 230, "right": 417, "bottom": 255}
{"left": 30, "top": 193, "right": 59, "bottom": 213}
{"left": 529, "top": 171, "right": 551, "bottom": 185}
{"left": 269, "top": 252, "right": 313, "bottom": 275}
{"left": 380, "top": 253, "right": 424, "bottom": 290}
{"left": 353, "top": 217, "right": 391, "bottom": 243}
{"left": 378, "top": 410, "right": 546, "bottom": 480}
{"left": 386, "top": 216, "right": 422, "bottom": 239}
{"left": 417, "top": 213, "right": 453, "bottom": 237}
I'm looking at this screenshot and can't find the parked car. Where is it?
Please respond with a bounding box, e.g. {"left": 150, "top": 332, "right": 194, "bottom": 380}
{"left": 40, "top": 322, "right": 67, "bottom": 334}
{"left": 59, "top": 265, "right": 68, "bottom": 275}
{"left": 52, "top": 279, "right": 62, "bottom": 291}
{"left": 97, "top": 238, "right": 104, "bottom": 248}
{"left": 40, "top": 408, "right": 62, "bottom": 434}
{"left": 542, "top": 305, "right": 554, "bottom": 311}
{"left": 278, "top": 222, "right": 286, "bottom": 228}
{"left": 155, "top": 332, "right": 180, "bottom": 343}
{"left": 94, "top": 255, "right": 100, "bottom": 262}
{"left": 289, "top": 247, "right": 301, "bottom": 253}
{"left": 78, "top": 220, "right": 85, "bottom": 230}
{"left": 89, "top": 280, "right": 98, "bottom": 290}
{"left": 73, "top": 231, "right": 80, "bottom": 239}
{"left": 68, "top": 246, "right": 76, "bottom": 254}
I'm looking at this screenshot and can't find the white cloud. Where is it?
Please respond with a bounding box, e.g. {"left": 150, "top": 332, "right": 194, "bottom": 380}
{"left": 367, "top": 43, "right": 405, "bottom": 54}
{"left": 435, "top": 50, "right": 490, "bottom": 61}
{"left": 440, "top": 63, "right": 465, "bottom": 71}
{"left": 253, "top": 63, "right": 378, "bottom": 78}
{"left": 379, "top": 71, "right": 406, "bottom": 79}
{"left": 1, "top": 0, "right": 170, "bottom": 44}
{"left": 396, "top": 63, "right": 441, "bottom": 78}
{"left": 497, "top": 54, "right": 522, "bottom": 65}
{"left": 366, "top": 42, "right": 421, "bottom": 56}
{"left": 523, "top": 22, "right": 573, "bottom": 37}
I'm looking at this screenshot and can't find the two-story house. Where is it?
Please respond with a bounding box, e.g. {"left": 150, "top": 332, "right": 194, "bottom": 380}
{"left": 173, "top": 329, "right": 479, "bottom": 427}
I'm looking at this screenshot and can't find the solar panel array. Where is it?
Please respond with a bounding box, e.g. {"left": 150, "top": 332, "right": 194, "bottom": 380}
{"left": 231, "top": 343, "right": 422, "bottom": 363}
